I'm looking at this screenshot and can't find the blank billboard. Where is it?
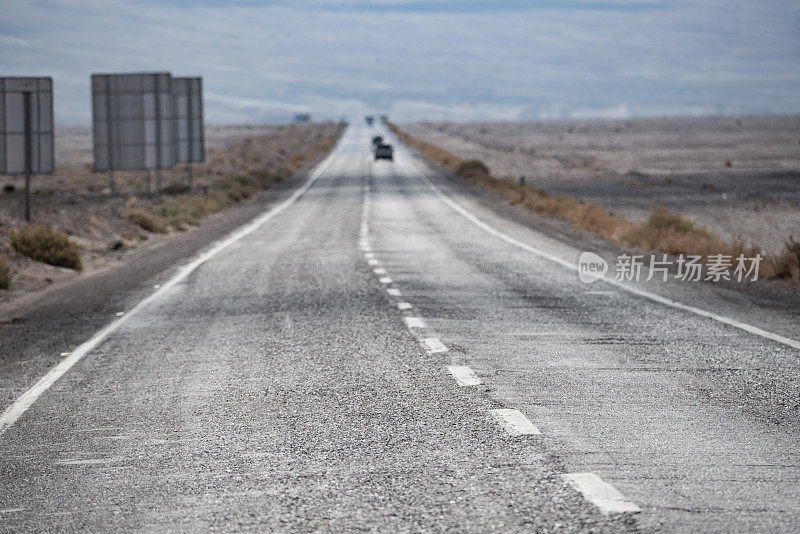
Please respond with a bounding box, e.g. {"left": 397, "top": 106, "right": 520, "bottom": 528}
{"left": 0, "top": 77, "right": 54, "bottom": 175}
{"left": 92, "top": 73, "right": 175, "bottom": 171}
{"left": 172, "top": 77, "right": 204, "bottom": 163}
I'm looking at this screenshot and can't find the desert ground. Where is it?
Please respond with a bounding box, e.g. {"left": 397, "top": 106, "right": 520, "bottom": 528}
{"left": 401, "top": 115, "right": 800, "bottom": 255}
{"left": 0, "top": 123, "right": 343, "bottom": 302}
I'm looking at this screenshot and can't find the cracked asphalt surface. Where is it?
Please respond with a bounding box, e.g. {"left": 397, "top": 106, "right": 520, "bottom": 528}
{"left": 0, "top": 123, "right": 798, "bottom": 532}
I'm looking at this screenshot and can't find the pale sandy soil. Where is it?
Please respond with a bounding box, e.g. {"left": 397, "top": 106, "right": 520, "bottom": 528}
{"left": 0, "top": 123, "right": 343, "bottom": 301}
{"left": 402, "top": 116, "right": 800, "bottom": 255}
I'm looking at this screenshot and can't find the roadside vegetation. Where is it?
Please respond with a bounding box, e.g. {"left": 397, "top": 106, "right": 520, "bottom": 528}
{"left": 9, "top": 225, "right": 83, "bottom": 270}
{"left": 0, "top": 124, "right": 344, "bottom": 293}
{"left": 0, "top": 256, "right": 11, "bottom": 289}
{"left": 123, "top": 128, "right": 339, "bottom": 236}
{"left": 388, "top": 122, "right": 800, "bottom": 286}
{"left": 123, "top": 167, "right": 294, "bottom": 234}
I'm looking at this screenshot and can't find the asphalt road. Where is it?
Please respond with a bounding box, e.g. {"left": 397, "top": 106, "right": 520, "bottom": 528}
{"left": 0, "top": 122, "right": 798, "bottom": 532}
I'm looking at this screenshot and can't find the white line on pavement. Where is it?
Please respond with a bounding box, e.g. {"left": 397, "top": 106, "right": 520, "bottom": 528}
{"left": 374, "top": 268, "right": 387, "bottom": 275}
{"left": 404, "top": 317, "right": 426, "bottom": 329}
{"left": 409, "top": 164, "right": 800, "bottom": 351}
{"left": 367, "top": 259, "right": 379, "bottom": 266}
{"left": 0, "top": 144, "right": 342, "bottom": 437}
{"left": 561, "top": 473, "right": 641, "bottom": 515}
{"left": 448, "top": 365, "right": 482, "bottom": 386}
{"left": 490, "top": 408, "right": 541, "bottom": 436}
{"left": 387, "top": 288, "right": 402, "bottom": 297}
{"left": 397, "top": 302, "right": 413, "bottom": 310}
{"left": 56, "top": 457, "right": 119, "bottom": 466}
{"left": 364, "top": 252, "right": 375, "bottom": 259}
{"left": 379, "top": 276, "right": 393, "bottom": 284}
{"left": 422, "top": 337, "right": 448, "bottom": 354}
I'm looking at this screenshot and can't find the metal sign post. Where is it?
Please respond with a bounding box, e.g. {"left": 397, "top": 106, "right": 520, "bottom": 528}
{"left": 23, "top": 91, "right": 31, "bottom": 222}
{"left": 0, "top": 77, "right": 55, "bottom": 222}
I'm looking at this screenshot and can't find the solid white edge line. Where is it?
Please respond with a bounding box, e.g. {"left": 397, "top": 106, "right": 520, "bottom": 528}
{"left": 490, "top": 408, "right": 541, "bottom": 436}
{"left": 408, "top": 161, "right": 800, "bottom": 351}
{"left": 0, "top": 143, "right": 342, "bottom": 437}
{"left": 561, "top": 472, "right": 641, "bottom": 515}
{"left": 447, "top": 365, "right": 482, "bottom": 386}
{"left": 422, "top": 337, "right": 448, "bottom": 354}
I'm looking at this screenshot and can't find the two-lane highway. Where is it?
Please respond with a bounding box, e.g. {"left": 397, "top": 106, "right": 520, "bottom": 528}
{"left": 0, "top": 123, "right": 798, "bottom": 532}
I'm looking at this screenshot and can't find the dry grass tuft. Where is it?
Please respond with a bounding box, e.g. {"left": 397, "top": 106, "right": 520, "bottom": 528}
{"left": 0, "top": 255, "right": 11, "bottom": 289}
{"left": 765, "top": 237, "right": 800, "bottom": 283}
{"left": 623, "top": 205, "right": 714, "bottom": 253}
{"left": 123, "top": 209, "right": 168, "bottom": 234}
{"left": 456, "top": 160, "right": 490, "bottom": 179}
{"left": 10, "top": 224, "right": 82, "bottom": 270}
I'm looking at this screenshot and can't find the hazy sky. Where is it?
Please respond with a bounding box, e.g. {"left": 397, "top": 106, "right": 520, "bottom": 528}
{"left": 2, "top": 0, "right": 799, "bottom": 124}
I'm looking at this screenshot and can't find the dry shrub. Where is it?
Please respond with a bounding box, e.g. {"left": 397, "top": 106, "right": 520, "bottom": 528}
{"left": 153, "top": 197, "right": 212, "bottom": 230}
{"left": 10, "top": 224, "right": 82, "bottom": 270}
{"left": 124, "top": 209, "right": 168, "bottom": 233}
{"left": 764, "top": 237, "right": 800, "bottom": 283}
{"left": 0, "top": 255, "right": 11, "bottom": 289}
{"left": 456, "top": 160, "right": 490, "bottom": 180}
{"left": 623, "top": 205, "right": 712, "bottom": 253}
{"left": 162, "top": 182, "right": 191, "bottom": 195}
{"left": 573, "top": 204, "right": 630, "bottom": 240}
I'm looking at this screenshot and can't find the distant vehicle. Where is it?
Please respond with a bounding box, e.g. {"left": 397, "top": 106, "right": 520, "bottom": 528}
{"left": 371, "top": 135, "right": 383, "bottom": 149}
{"left": 375, "top": 144, "right": 393, "bottom": 161}
{"left": 365, "top": 115, "right": 374, "bottom": 126}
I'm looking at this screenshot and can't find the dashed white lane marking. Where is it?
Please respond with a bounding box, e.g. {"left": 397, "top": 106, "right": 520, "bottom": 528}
{"left": 561, "top": 473, "right": 641, "bottom": 515}
{"left": 409, "top": 163, "right": 800, "bottom": 351}
{"left": 364, "top": 252, "right": 375, "bottom": 259}
{"left": 422, "top": 337, "right": 448, "bottom": 354}
{"left": 448, "top": 365, "right": 482, "bottom": 386}
{"left": 0, "top": 143, "right": 343, "bottom": 437}
{"left": 115, "top": 312, "right": 125, "bottom": 317}
{"left": 379, "top": 276, "right": 393, "bottom": 284}
{"left": 490, "top": 408, "right": 541, "bottom": 436}
{"left": 56, "top": 457, "right": 119, "bottom": 466}
{"left": 397, "top": 301, "right": 413, "bottom": 310}
{"left": 0, "top": 508, "right": 25, "bottom": 514}
{"left": 585, "top": 290, "right": 617, "bottom": 295}
{"left": 404, "top": 317, "right": 426, "bottom": 329}
{"left": 367, "top": 258, "right": 379, "bottom": 266}
{"left": 387, "top": 288, "right": 402, "bottom": 296}
{"left": 374, "top": 268, "right": 387, "bottom": 275}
